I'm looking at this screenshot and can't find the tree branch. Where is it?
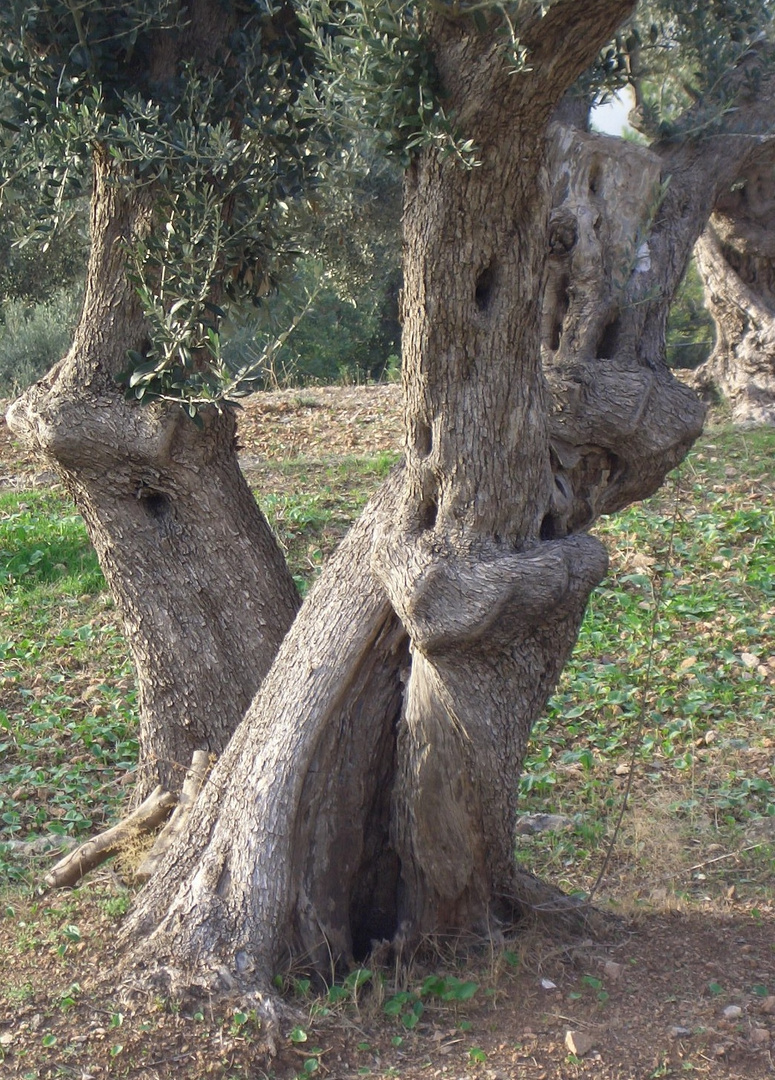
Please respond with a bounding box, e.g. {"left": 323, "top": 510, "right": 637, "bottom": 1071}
{"left": 44, "top": 787, "right": 176, "bottom": 890}
{"left": 522, "top": 0, "right": 637, "bottom": 104}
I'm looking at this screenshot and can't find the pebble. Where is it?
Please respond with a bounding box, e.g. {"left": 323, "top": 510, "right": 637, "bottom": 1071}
{"left": 669, "top": 1027, "right": 692, "bottom": 1039}
{"left": 722, "top": 1005, "right": 743, "bottom": 1020}
{"left": 515, "top": 813, "right": 572, "bottom": 835}
{"left": 604, "top": 961, "right": 623, "bottom": 982}
{"left": 751, "top": 1027, "right": 771, "bottom": 1047}
{"left": 761, "top": 996, "right": 775, "bottom": 1015}
{"left": 565, "top": 1030, "right": 595, "bottom": 1058}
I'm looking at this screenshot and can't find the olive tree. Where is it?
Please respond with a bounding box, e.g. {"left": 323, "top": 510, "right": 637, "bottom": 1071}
{"left": 2, "top": 0, "right": 309, "bottom": 796}
{"left": 1, "top": 0, "right": 742, "bottom": 1022}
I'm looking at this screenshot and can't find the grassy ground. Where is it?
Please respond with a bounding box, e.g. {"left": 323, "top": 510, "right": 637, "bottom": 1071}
{"left": 0, "top": 394, "right": 774, "bottom": 1078}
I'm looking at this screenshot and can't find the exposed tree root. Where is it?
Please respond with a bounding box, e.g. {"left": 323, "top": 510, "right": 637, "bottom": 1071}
{"left": 115, "top": 961, "right": 297, "bottom": 1059}
{"left": 509, "top": 868, "right": 600, "bottom": 936}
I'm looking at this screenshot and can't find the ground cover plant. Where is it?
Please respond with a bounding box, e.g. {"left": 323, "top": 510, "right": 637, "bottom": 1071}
{"left": 1, "top": 388, "right": 773, "bottom": 1078}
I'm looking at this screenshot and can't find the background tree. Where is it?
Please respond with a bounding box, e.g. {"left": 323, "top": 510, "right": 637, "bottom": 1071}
{"left": 665, "top": 258, "right": 715, "bottom": 372}
{"left": 689, "top": 144, "right": 775, "bottom": 423}
{"left": 563, "top": 0, "right": 775, "bottom": 420}
{"left": 222, "top": 147, "right": 403, "bottom": 387}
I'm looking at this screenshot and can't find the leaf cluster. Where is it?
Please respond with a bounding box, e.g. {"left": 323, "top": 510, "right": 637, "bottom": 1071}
{"left": 586, "top": 0, "right": 775, "bottom": 140}
{"left": 0, "top": 0, "right": 324, "bottom": 407}
{"left": 297, "top": 1, "right": 536, "bottom": 169}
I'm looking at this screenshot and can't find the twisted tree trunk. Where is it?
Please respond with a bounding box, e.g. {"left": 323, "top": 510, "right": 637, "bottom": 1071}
{"left": 116, "top": 1, "right": 648, "bottom": 1007}
{"left": 691, "top": 149, "right": 775, "bottom": 423}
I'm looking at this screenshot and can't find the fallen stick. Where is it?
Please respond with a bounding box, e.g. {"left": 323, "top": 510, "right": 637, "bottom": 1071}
{"left": 135, "top": 750, "right": 210, "bottom": 883}
{"left": 44, "top": 785, "right": 176, "bottom": 889}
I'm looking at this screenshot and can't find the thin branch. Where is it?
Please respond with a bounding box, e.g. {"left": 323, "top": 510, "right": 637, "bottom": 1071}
{"left": 44, "top": 785, "right": 176, "bottom": 889}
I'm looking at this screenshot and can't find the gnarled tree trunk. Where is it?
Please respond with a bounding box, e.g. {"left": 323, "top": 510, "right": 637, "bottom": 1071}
{"left": 690, "top": 149, "right": 775, "bottom": 423}
{"left": 116, "top": 1, "right": 656, "bottom": 1006}
{"left": 16, "top": 0, "right": 763, "bottom": 1022}
{"left": 541, "top": 50, "right": 775, "bottom": 502}
{"left": 7, "top": 150, "right": 300, "bottom": 798}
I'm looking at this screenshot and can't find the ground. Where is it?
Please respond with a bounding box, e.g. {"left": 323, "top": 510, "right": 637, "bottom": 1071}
{"left": 1, "top": 385, "right": 774, "bottom": 1079}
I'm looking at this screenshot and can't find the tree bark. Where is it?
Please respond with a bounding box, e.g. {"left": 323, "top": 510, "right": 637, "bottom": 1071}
{"left": 541, "top": 48, "right": 775, "bottom": 517}
{"left": 690, "top": 149, "right": 775, "bottom": 423}
{"left": 118, "top": 474, "right": 408, "bottom": 992}
{"left": 6, "top": 150, "right": 300, "bottom": 797}
{"left": 118, "top": 1, "right": 644, "bottom": 1002}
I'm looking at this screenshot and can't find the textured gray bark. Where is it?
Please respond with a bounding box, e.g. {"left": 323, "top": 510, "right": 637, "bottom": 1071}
{"left": 118, "top": 2, "right": 650, "bottom": 1004}
{"left": 691, "top": 148, "right": 775, "bottom": 423}
{"left": 542, "top": 46, "right": 775, "bottom": 510}
{"left": 6, "top": 151, "right": 300, "bottom": 796}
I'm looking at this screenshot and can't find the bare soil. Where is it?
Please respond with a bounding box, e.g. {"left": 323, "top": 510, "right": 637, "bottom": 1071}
{"left": 1, "top": 387, "right": 774, "bottom": 1079}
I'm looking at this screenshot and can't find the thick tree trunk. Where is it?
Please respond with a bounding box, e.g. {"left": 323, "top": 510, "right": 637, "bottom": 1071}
{"left": 369, "top": 8, "right": 620, "bottom": 934}
{"left": 690, "top": 151, "right": 775, "bottom": 423}
{"left": 118, "top": 1, "right": 641, "bottom": 1003}
{"left": 119, "top": 475, "right": 408, "bottom": 990}
{"left": 6, "top": 151, "right": 299, "bottom": 796}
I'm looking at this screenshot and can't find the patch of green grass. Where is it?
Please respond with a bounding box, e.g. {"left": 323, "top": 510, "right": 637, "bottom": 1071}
{"left": 0, "top": 489, "right": 103, "bottom": 591}
{"left": 1, "top": 489, "right": 137, "bottom": 879}
{"left": 518, "top": 424, "right": 775, "bottom": 896}
{"left": 253, "top": 453, "right": 399, "bottom": 590}
{"left": 2, "top": 424, "right": 775, "bottom": 904}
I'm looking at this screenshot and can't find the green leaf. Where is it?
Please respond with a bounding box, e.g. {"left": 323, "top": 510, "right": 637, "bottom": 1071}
{"left": 420, "top": 975, "right": 447, "bottom": 997}
{"left": 442, "top": 980, "right": 478, "bottom": 1002}
{"left": 344, "top": 967, "right": 372, "bottom": 990}
{"left": 383, "top": 997, "right": 406, "bottom": 1016}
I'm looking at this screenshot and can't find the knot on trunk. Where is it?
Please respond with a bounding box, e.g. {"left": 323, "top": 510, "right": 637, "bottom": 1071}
{"left": 371, "top": 530, "right": 608, "bottom": 655}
